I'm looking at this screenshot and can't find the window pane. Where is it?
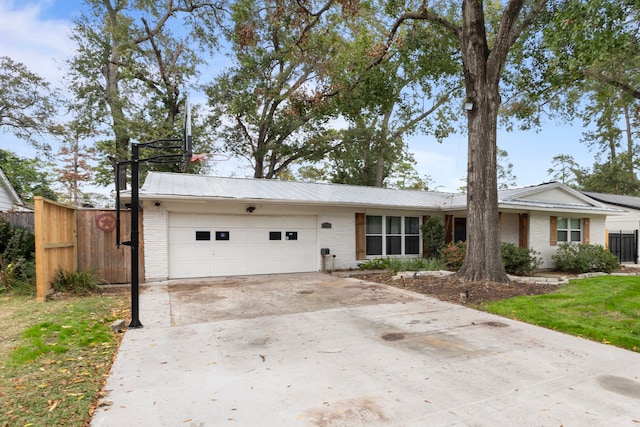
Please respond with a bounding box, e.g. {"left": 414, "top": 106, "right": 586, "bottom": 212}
{"left": 405, "top": 217, "right": 420, "bottom": 235}
{"left": 570, "top": 218, "right": 581, "bottom": 229}
{"left": 366, "top": 236, "right": 382, "bottom": 255}
{"left": 557, "top": 218, "right": 568, "bottom": 229}
{"left": 570, "top": 231, "right": 581, "bottom": 242}
{"left": 386, "top": 216, "right": 401, "bottom": 234}
{"left": 405, "top": 236, "right": 420, "bottom": 254}
{"left": 386, "top": 236, "right": 402, "bottom": 255}
{"left": 366, "top": 216, "right": 382, "bottom": 234}
{"left": 557, "top": 230, "right": 568, "bottom": 242}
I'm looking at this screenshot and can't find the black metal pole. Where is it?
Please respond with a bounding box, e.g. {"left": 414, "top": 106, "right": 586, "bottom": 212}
{"left": 129, "top": 143, "right": 143, "bottom": 328}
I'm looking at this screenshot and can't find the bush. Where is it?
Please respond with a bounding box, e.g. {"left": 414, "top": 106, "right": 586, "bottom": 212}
{"left": 358, "top": 257, "right": 443, "bottom": 274}
{"left": 0, "top": 216, "right": 36, "bottom": 293}
{"left": 358, "top": 258, "right": 389, "bottom": 271}
{"left": 552, "top": 243, "right": 620, "bottom": 274}
{"left": 441, "top": 241, "right": 466, "bottom": 271}
{"left": 51, "top": 268, "right": 103, "bottom": 295}
{"left": 501, "top": 242, "right": 542, "bottom": 276}
{"left": 421, "top": 216, "right": 445, "bottom": 258}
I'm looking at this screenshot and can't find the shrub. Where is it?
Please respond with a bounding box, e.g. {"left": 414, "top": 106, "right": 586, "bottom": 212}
{"left": 501, "top": 242, "right": 543, "bottom": 276}
{"left": 421, "top": 216, "right": 445, "bottom": 258}
{"left": 358, "top": 258, "right": 389, "bottom": 271}
{"left": 441, "top": 241, "right": 466, "bottom": 271}
{"left": 358, "top": 257, "right": 442, "bottom": 274}
{"left": 51, "top": 268, "right": 103, "bottom": 295}
{"left": 0, "top": 216, "right": 36, "bottom": 293}
{"left": 552, "top": 243, "right": 620, "bottom": 274}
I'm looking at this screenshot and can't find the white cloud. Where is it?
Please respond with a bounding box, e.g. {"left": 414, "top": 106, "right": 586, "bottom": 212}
{"left": 0, "top": 0, "right": 74, "bottom": 85}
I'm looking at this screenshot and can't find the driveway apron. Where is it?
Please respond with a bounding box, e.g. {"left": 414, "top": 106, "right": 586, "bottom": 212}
{"left": 91, "top": 272, "right": 640, "bottom": 427}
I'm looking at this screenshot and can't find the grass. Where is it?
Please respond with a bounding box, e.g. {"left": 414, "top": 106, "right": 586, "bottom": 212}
{"left": 0, "top": 292, "right": 129, "bottom": 427}
{"left": 484, "top": 276, "right": 640, "bottom": 352}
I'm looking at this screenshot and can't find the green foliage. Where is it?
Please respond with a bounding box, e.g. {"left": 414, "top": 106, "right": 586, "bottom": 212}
{"left": 359, "top": 257, "right": 441, "bottom": 274}
{"left": 51, "top": 268, "right": 103, "bottom": 295}
{"left": 441, "top": 241, "right": 467, "bottom": 271}
{"left": 0, "top": 149, "right": 58, "bottom": 202}
{"left": 574, "top": 154, "right": 640, "bottom": 196}
{"left": 485, "top": 276, "right": 640, "bottom": 352}
{"left": 0, "top": 216, "right": 36, "bottom": 294}
{"left": 552, "top": 243, "right": 620, "bottom": 274}
{"left": 0, "top": 56, "right": 57, "bottom": 148}
{"left": 68, "top": 0, "right": 218, "bottom": 187}
{"left": 358, "top": 258, "right": 389, "bottom": 271}
{"left": 421, "top": 216, "right": 445, "bottom": 258}
{"left": 500, "top": 242, "right": 542, "bottom": 276}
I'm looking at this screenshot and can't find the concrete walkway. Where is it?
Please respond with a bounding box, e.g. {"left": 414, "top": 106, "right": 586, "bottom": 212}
{"left": 91, "top": 273, "right": 640, "bottom": 427}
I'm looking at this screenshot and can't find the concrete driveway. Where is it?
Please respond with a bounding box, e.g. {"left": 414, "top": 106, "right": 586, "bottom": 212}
{"left": 91, "top": 273, "right": 640, "bottom": 427}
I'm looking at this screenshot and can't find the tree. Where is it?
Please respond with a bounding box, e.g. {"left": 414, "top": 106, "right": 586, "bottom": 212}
{"left": 52, "top": 121, "right": 96, "bottom": 207}
{"left": 326, "top": 18, "right": 461, "bottom": 187}
{"left": 0, "top": 57, "right": 57, "bottom": 149}
{"left": 575, "top": 153, "right": 640, "bottom": 196}
{"left": 205, "top": 0, "right": 359, "bottom": 179}
{"left": 547, "top": 154, "right": 580, "bottom": 186}
{"left": 67, "top": 0, "right": 222, "bottom": 188}
{"left": 380, "top": 1, "right": 554, "bottom": 283}
{"left": 549, "top": 0, "right": 640, "bottom": 101}
{"left": 0, "top": 149, "right": 57, "bottom": 202}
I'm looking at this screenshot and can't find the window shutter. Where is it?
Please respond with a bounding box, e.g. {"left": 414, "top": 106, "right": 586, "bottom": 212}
{"left": 422, "top": 215, "right": 428, "bottom": 258}
{"left": 583, "top": 218, "right": 590, "bottom": 244}
{"left": 444, "top": 214, "right": 453, "bottom": 244}
{"left": 519, "top": 214, "right": 529, "bottom": 248}
{"left": 355, "top": 213, "right": 365, "bottom": 260}
{"left": 550, "top": 216, "right": 557, "bottom": 246}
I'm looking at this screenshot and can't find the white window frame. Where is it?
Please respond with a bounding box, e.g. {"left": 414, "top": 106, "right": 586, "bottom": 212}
{"left": 557, "top": 217, "right": 582, "bottom": 243}
{"left": 365, "top": 215, "right": 421, "bottom": 256}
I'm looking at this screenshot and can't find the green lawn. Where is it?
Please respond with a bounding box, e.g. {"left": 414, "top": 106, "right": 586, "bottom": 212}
{"left": 485, "top": 276, "right": 640, "bottom": 352}
{"left": 0, "top": 293, "right": 129, "bottom": 426}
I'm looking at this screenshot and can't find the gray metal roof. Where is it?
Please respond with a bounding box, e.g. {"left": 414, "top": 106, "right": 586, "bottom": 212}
{"left": 581, "top": 191, "right": 640, "bottom": 210}
{"left": 141, "top": 172, "right": 455, "bottom": 209}
{"left": 139, "top": 172, "right": 620, "bottom": 214}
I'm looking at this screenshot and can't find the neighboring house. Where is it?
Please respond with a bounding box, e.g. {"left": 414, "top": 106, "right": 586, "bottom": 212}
{"left": 581, "top": 191, "right": 640, "bottom": 263}
{"left": 137, "top": 173, "right": 620, "bottom": 281}
{"left": 0, "top": 167, "right": 27, "bottom": 212}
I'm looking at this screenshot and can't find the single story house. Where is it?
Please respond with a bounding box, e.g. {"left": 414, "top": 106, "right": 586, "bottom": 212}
{"left": 581, "top": 191, "right": 640, "bottom": 263}
{"left": 0, "top": 167, "right": 27, "bottom": 212}
{"left": 137, "top": 172, "right": 620, "bottom": 281}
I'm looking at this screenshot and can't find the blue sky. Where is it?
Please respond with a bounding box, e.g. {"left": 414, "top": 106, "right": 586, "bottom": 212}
{"left": 0, "top": 0, "right": 599, "bottom": 192}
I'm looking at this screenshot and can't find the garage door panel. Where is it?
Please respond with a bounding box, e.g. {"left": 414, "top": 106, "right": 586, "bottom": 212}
{"left": 168, "top": 214, "right": 318, "bottom": 278}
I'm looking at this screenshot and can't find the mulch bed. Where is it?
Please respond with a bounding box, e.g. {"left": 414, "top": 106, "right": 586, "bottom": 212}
{"left": 356, "top": 273, "right": 558, "bottom": 306}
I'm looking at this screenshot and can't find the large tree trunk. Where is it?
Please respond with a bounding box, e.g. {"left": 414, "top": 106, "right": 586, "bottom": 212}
{"left": 456, "top": 87, "right": 508, "bottom": 282}
{"left": 455, "top": 0, "right": 515, "bottom": 283}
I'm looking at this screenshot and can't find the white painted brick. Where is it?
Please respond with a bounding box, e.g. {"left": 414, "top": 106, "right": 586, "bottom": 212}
{"left": 143, "top": 209, "right": 169, "bottom": 282}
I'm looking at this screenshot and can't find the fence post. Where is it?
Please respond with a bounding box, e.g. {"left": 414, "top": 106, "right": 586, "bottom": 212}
{"left": 34, "top": 197, "right": 45, "bottom": 302}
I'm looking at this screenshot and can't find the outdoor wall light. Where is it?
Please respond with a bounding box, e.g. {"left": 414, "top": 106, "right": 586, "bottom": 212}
{"left": 153, "top": 201, "right": 162, "bottom": 207}
{"left": 246, "top": 206, "right": 256, "bottom": 213}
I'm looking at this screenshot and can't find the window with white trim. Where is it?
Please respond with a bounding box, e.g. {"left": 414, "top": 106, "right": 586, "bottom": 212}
{"left": 365, "top": 215, "right": 421, "bottom": 256}
{"left": 557, "top": 217, "right": 582, "bottom": 243}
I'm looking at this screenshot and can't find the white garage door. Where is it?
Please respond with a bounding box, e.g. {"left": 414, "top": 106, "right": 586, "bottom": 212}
{"left": 168, "top": 213, "right": 318, "bottom": 278}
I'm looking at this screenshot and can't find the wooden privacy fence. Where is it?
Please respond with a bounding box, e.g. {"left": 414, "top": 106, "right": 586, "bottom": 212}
{"left": 34, "top": 198, "right": 144, "bottom": 301}
{"left": 34, "top": 197, "right": 77, "bottom": 302}
{"left": 77, "top": 209, "right": 143, "bottom": 285}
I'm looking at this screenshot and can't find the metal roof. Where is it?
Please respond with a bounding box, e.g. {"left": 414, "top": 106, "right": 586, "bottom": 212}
{"left": 138, "top": 172, "right": 621, "bottom": 214}
{"left": 581, "top": 191, "right": 640, "bottom": 211}
{"left": 140, "top": 172, "right": 455, "bottom": 209}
